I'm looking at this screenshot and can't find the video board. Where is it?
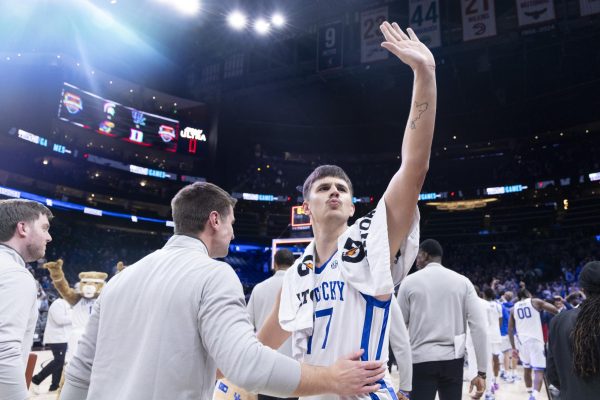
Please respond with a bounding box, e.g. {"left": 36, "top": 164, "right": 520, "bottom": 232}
{"left": 57, "top": 83, "right": 206, "bottom": 156}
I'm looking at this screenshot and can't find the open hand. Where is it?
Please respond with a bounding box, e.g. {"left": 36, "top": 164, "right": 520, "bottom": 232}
{"left": 379, "top": 21, "right": 435, "bottom": 72}
{"left": 329, "top": 349, "right": 386, "bottom": 396}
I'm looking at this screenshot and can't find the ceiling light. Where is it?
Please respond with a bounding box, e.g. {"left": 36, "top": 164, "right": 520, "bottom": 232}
{"left": 271, "top": 13, "right": 285, "bottom": 27}
{"left": 254, "top": 18, "right": 271, "bottom": 35}
{"left": 228, "top": 11, "right": 247, "bottom": 30}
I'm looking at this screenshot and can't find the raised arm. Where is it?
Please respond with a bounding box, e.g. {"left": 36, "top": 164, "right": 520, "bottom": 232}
{"left": 379, "top": 22, "right": 437, "bottom": 261}
{"left": 43, "top": 260, "right": 80, "bottom": 306}
{"left": 532, "top": 298, "right": 559, "bottom": 315}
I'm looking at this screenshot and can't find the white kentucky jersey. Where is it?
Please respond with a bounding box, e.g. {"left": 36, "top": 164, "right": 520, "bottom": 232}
{"left": 486, "top": 300, "right": 503, "bottom": 344}
{"left": 513, "top": 298, "right": 543, "bottom": 343}
{"left": 280, "top": 199, "right": 420, "bottom": 400}
{"left": 66, "top": 297, "right": 96, "bottom": 362}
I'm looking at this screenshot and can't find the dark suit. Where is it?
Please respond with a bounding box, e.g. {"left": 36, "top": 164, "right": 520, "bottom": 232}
{"left": 547, "top": 308, "right": 600, "bottom": 400}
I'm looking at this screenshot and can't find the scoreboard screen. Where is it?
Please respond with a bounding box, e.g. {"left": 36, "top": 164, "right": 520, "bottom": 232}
{"left": 57, "top": 83, "right": 206, "bottom": 156}
{"left": 291, "top": 205, "right": 311, "bottom": 228}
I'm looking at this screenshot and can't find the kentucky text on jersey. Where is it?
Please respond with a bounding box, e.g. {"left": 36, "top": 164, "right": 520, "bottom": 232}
{"left": 296, "top": 281, "right": 346, "bottom": 306}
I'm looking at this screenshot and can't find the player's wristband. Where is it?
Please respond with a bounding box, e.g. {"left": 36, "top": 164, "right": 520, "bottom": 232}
{"left": 397, "top": 390, "right": 410, "bottom": 399}
{"left": 477, "top": 371, "right": 487, "bottom": 379}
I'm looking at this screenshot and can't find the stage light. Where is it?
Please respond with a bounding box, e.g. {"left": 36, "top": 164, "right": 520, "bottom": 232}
{"left": 254, "top": 18, "right": 271, "bottom": 35}
{"left": 228, "top": 11, "right": 247, "bottom": 30}
{"left": 271, "top": 13, "right": 285, "bottom": 27}
{"left": 172, "top": 0, "right": 200, "bottom": 15}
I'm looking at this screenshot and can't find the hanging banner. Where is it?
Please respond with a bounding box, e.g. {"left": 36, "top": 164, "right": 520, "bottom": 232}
{"left": 516, "top": 0, "right": 556, "bottom": 27}
{"left": 408, "top": 0, "right": 441, "bottom": 48}
{"left": 360, "top": 6, "right": 388, "bottom": 63}
{"left": 579, "top": 0, "right": 600, "bottom": 16}
{"left": 461, "top": 0, "right": 497, "bottom": 41}
{"left": 318, "top": 21, "right": 343, "bottom": 72}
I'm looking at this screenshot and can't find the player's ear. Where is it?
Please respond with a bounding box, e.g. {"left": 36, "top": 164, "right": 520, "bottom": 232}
{"left": 208, "top": 211, "right": 219, "bottom": 230}
{"left": 302, "top": 200, "right": 311, "bottom": 216}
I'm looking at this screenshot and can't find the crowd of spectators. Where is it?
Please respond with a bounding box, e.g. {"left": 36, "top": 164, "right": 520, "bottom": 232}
{"left": 231, "top": 130, "right": 600, "bottom": 197}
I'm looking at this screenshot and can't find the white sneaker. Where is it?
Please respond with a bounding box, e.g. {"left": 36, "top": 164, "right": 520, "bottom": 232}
{"left": 31, "top": 383, "right": 42, "bottom": 395}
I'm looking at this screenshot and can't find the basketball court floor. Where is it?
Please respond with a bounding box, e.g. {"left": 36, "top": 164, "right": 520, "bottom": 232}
{"left": 29, "top": 350, "right": 550, "bottom": 400}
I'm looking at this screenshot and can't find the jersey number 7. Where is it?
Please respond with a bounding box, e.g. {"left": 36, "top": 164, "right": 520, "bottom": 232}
{"left": 307, "top": 308, "right": 334, "bottom": 354}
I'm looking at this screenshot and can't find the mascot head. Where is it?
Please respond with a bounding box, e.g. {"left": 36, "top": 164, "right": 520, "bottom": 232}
{"left": 78, "top": 271, "right": 108, "bottom": 299}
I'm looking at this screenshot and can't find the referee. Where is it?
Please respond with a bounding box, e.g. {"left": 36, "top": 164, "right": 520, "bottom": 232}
{"left": 397, "top": 239, "right": 488, "bottom": 400}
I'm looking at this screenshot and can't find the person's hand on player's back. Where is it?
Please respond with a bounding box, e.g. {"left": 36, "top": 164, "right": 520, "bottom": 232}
{"left": 328, "top": 349, "right": 386, "bottom": 396}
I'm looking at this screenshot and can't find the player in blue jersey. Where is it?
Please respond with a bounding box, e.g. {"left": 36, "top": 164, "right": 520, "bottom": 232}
{"left": 256, "top": 21, "right": 446, "bottom": 400}
{"left": 498, "top": 291, "right": 517, "bottom": 382}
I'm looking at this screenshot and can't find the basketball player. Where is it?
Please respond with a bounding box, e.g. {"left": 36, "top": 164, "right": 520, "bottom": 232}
{"left": 508, "top": 289, "right": 558, "bottom": 400}
{"left": 257, "top": 21, "right": 436, "bottom": 400}
{"left": 483, "top": 288, "right": 503, "bottom": 393}
{"left": 498, "top": 291, "right": 518, "bottom": 382}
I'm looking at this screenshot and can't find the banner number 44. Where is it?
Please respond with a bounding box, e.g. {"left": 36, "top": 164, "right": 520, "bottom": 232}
{"left": 411, "top": 2, "right": 439, "bottom": 26}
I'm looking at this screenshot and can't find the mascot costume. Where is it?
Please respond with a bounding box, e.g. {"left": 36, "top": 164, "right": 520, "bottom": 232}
{"left": 43, "top": 260, "right": 124, "bottom": 396}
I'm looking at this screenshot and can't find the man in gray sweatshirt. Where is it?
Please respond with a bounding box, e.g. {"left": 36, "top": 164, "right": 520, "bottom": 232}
{"left": 60, "top": 182, "right": 386, "bottom": 400}
{"left": 0, "top": 199, "right": 53, "bottom": 400}
{"left": 397, "top": 239, "right": 488, "bottom": 400}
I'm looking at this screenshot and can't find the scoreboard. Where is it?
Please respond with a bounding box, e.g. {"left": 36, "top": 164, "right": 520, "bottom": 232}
{"left": 57, "top": 83, "right": 206, "bottom": 156}
{"left": 291, "top": 205, "right": 311, "bottom": 229}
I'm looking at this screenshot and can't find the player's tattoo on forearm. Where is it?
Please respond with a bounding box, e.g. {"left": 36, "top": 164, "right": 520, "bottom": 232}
{"left": 410, "top": 102, "right": 429, "bottom": 129}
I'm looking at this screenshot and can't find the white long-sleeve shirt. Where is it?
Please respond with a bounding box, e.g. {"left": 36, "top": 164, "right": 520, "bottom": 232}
{"left": 43, "top": 298, "right": 72, "bottom": 345}
{"left": 389, "top": 298, "right": 412, "bottom": 392}
{"left": 247, "top": 269, "right": 292, "bottom": 357}
{"left": 60, "top": 235, "right": 301, "bottom": 400}
{"left": 397, "top": 262, "right": 489, "bottom": 372}
{"left": 0, "top": 244, "right": 38, "bottom": 400}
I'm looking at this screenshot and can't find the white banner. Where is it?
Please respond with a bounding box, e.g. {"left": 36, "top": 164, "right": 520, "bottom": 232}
{"left": 360, "top": 6, "right": 388, "bottom": 63}
{"left": 580, "top": 0, "right": 600, "bottom": 16}
{"left": 516, "top": 0, "right": 556, "bottom": 27}
{"left": 408, "top": 0, "right": 441, "bottom": 48}
{"left": 461, "top": 0, "right": 497, "bottom": 41}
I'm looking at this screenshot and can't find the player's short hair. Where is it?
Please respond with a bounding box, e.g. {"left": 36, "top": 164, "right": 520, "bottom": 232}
{"left": 171, "top": 182, "right": 237, "bottom": 236}
{"left": 517, "top": 288, "right": 532, "bottom": 300}
{"left": 484, "top": 288, "right": 496, "bottom": 300}
{"left": 302, "top": 165, "right": 353, "bottom": 200}
{"left": 274, "top": 249, "right": 295, "bottom": 270}
{"left": 419, "top": 239, "right": 443, "bottom": 258}
{"left": 0, "top": 199, "right": 53, "bottom": 242}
